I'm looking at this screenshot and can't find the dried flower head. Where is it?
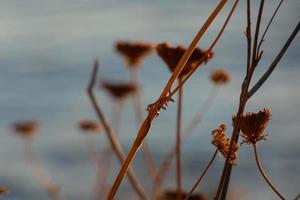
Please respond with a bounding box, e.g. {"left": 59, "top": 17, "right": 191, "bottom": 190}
{"left": 156, "top": 43, "right": 214, "bottom": 78}
{"left": 78, "top": 120, "right": 102, "bottom": 133}
{"left": 115, "top": 40, "right": 153, "bottom": 68}
{"left": 101, "top": 81, "right": 138, "bottom": 100}
{"left": 11, "top": 120, "right": 38, "bottom": 139}
{"left": 0, "top": 186, "right": 9, "bottom": 196}
{"left": 210, "top": 68, "right": 230, "bottom": 85}
{"left": 211, "top": 124, "right": 238, "bottom": 165}
{"left": 233, "top": 108, "right": 271, "bottom": 144}
{"left": 159, "top": 190, "right": 207, "bottom": 200}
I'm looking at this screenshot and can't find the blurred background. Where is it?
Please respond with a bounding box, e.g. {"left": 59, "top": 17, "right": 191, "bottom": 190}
{"left": 0, "top": 0, "right": 299, "bottom": 199}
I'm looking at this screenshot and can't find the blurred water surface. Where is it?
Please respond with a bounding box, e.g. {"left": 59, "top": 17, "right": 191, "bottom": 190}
{"left": 0, "top": 1, "right": 299, "bottom": 199}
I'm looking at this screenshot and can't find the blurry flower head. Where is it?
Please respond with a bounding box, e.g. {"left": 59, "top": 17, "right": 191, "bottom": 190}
{"left": 115, "top": 40, "right": 153, "bottom": 68}
{"left": 101, "top": 81, "right": 138, "bottom": 100}
{"left": 159, "top": 190, "right": 207, "bottom": 200}
{"left": 211, "top": 124, "right": 238, "bottom": 165}
{"left": 78, "top": 120, "right": 102, "bottom": 133}
{"left": 210, "top": 68, "right": 230, "bottom": 85}
{"left": 11, "top": 120, "right": 38, "bottom": 139}
{"left": 0, "top": 186, "right": 9, "bottom": 196}
{"left": 156, "top": 43, "right": 214, "bottom": 78}
{"left": 233, "top": 108, "right": 271, "bottom": 144}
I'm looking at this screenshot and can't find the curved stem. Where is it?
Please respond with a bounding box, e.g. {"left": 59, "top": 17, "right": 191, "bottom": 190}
{"left": 184, "top": 150, "right": 218, "bottom": 200}
{"left": 253, "top": 144, "right": 285, "bottom": 200}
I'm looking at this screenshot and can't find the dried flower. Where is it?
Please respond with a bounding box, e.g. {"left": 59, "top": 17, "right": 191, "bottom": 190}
{"left": 233, "top": 108, "right": 271, "bottom": 144}
{"left": 0, "top": 186, "right": 9, "bottom": 196}
{"left": 115, "top": 40, "right": 153, "bottom": 68}
{"left": 210, "top": 68, "right": 230, "bottom": 85}
{"left": 101, "top": 81, "right": 138, "bottom": 100}
{"left": 11, "top": 120, "right": 38, "bottom": 139}
{"left": 159, "top": 190, "right": 207, "bottom": 200}
{"left": 78, "top": 120, "right": 102, "bottom": 133}
{"left": 211, "top": 124, "right": 238, "bottom": 165}
{"left": 156, "top": 43, "right": 214, "bottom": 78}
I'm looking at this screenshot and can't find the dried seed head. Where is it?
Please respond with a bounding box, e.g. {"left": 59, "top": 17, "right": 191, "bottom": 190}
{"left": 233, "top": 108, "right": 271, "bottom": 144}
{"left": 156, "top": 43, "right": 214, "bottom": 78}
{"left": 101, "top": 81, "right": 138, "bottom": 100}
{"left": 210, "top": 68, "right": 230, "bottom": 85}
{"left": 159, "top": 190, "right": 207, "bottom": 200}
{"left": 211, "top": 124, "right": 238, "bottom": 165}
{"left": 115, "top": 40, "right": 153, "bottom": 68}
{"left": 0, "top": 186, "right": 8, "bottom": 196}
{"left": 78, "top": 120, "right": 102, "bottom": 133}
{"left": 11, "top": 120, "right": 38, "bottom": 139}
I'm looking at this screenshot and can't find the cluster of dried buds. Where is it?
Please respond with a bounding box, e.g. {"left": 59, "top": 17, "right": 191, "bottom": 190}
{"left": 101, "top": 81, "right": 138, "bottom": 101}
{"left": 11, "top": 120, "right": 39, "bottom": 139}
{"left": 210, "top": 68, "right": 230, "bottom": 85}
{"left": 211, "top": 124, "right": 238, "bottom": 165}
{"left": 115, "top": 41, "right": 153, "bottom": 68}
{"left": 156, "top": 43, "right": 214, "bottom": 78}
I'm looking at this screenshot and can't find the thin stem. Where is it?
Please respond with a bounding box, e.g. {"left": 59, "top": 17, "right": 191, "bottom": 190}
{"left": 248, "top": 21, "right": 300, "bottom": 99}
{"left": 251, "top": 0, "right": 265, "bottom": 70}
{"left": 87, "top": 61, "right": 148, "bottom": 200}
{"left": 107, "top": 1, "right": 228, "bottom": 198}
{"left": 176, "top": 78, "right": 183, "bottom": 200}
{"left": 25, "top": 139, "right": 63, "bottom": 200}
{"left": 184, "top": 150, "right": 218, "bottom": 200}
{"left": 253, "top": 144, "right": 285, "bottom": 200}
{"left": 130, "top": 69, "right": 158, "bottom": 182}
{"left": 257, "top": 0, "right": 284, "bottom": 56}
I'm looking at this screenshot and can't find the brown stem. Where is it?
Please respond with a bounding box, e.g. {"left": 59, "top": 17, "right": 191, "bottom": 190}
{"left": 25, "top": 139, "right": 63, "bottom": 200}
{"left": 184, "top": 150, "right": 218, "bottom": 200}
{"left": 253, "top": 144, "right": 285, "bottom": 200}
{"left": 107, "top": 2, "right": 228, "bottom": 198}
{"left": 87, "top": 61, "right": 148, "bottom": 200}
{"left": 176, "top": 78, "right": 183, "bottom": 200}
{"left": 130, "top": 69, "right": 158, "bottom": 182}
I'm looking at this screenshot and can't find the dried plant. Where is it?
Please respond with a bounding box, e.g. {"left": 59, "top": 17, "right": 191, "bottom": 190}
{"left": 107, "top": 1, "right": 240, "bottom": 198}
{"left": 11, "top": 121, "right": 63, "bottom": 200}
{"left": 214, "top": 0, "right": 299, "bottom": 199}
